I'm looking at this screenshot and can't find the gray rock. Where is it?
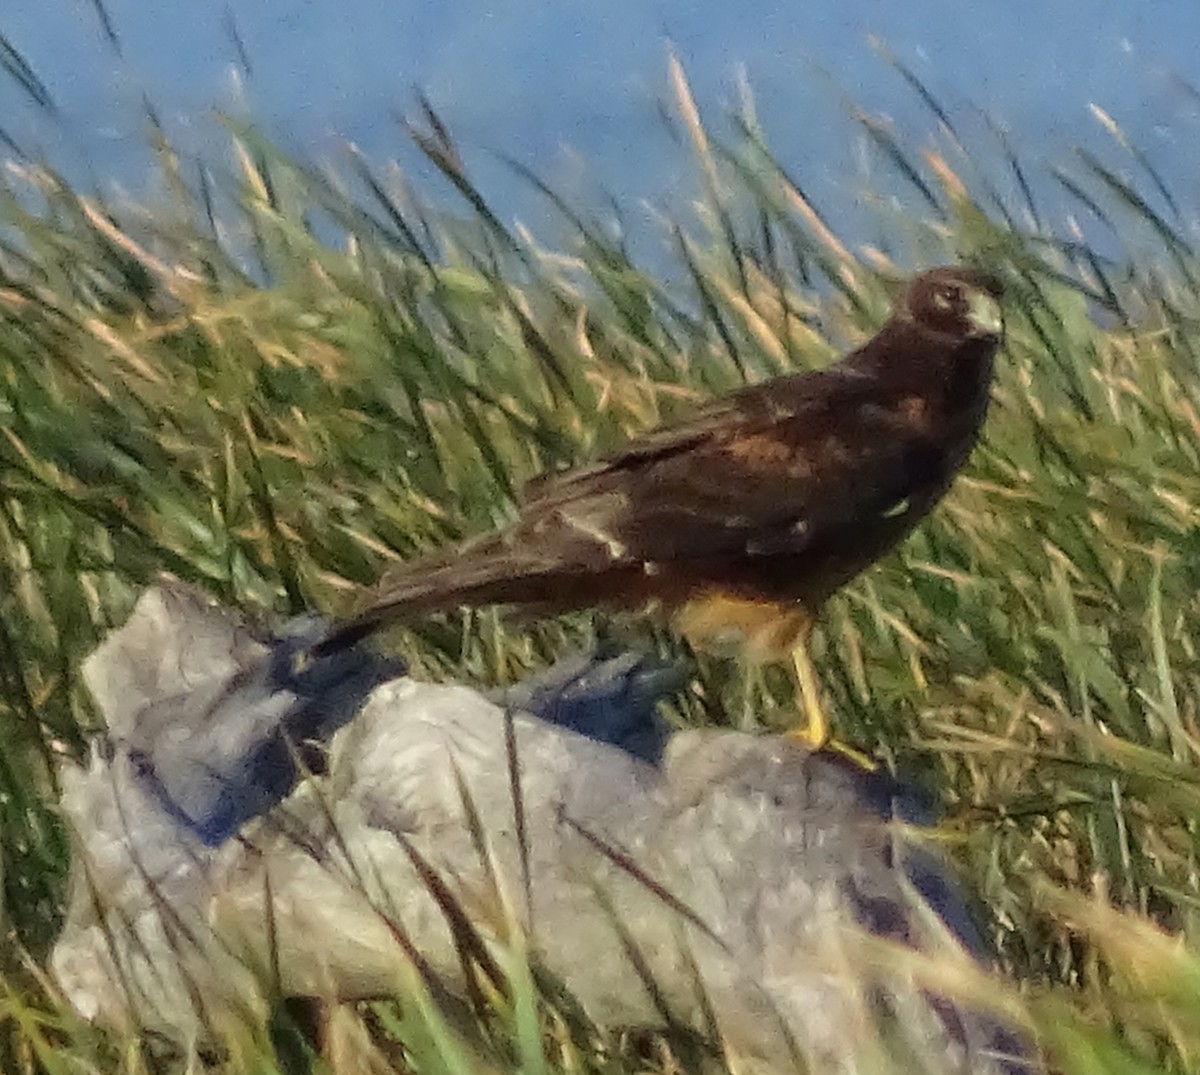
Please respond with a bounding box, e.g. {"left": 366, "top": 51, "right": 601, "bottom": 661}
{"left": 51, "top": 584, "right": 1031, "bottom": 1074}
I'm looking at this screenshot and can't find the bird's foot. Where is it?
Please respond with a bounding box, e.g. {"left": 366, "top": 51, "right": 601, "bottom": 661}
{"left": 783, "top": 722, "right": 878, "bottom": 770}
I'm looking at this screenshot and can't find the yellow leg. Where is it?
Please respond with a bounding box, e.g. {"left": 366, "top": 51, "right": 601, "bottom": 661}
{"left": 786, "top": 630, "right": 877, "bottom": 769}
{"left": 789, "top": 634, "right": 829, "bottom": 749}
{"left": 674, "top": 592, "right": 873, "bottom": 764}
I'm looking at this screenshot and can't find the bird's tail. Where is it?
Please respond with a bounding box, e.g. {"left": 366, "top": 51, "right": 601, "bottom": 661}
{"left": 311, "top": 533, "right": 566, "bottom": 658}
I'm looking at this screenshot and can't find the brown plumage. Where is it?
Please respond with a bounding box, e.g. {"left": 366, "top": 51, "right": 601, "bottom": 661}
{"left": 318, "top": 267, "right": 1004, "bottom": 739}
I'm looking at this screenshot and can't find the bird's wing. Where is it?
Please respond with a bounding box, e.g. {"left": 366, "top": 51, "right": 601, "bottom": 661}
{"left": 334, "top": 363, "right": 953, "bottom": 631}
{"left": 512, "top": 365, "right": 939, "bottom": 566}
{"left": 519, "top": 394, "right": 746, "bottom": 507}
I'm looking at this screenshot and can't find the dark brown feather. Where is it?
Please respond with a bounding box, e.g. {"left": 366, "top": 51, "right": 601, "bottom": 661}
{"left": 318, "top": 266, "right": 1004, "bottom": 658}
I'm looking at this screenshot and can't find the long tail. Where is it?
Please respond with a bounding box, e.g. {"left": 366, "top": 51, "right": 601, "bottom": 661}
{"left": 310, "top": 533, "right": 575, "bottom": 658}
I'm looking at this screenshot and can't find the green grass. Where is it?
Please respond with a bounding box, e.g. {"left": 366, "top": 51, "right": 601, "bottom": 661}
{"left": 3, "top": 40, "right": 1200, "bottom": 1074}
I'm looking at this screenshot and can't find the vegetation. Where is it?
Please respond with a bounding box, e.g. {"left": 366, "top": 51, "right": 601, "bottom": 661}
{"left": 1, "top": 28, "right": 1200, "bottom": 1075}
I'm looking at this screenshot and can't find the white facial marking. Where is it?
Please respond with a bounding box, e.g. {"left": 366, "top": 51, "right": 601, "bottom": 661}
{"left": 966, "top": 291, "right": 1004, "bottom": 336}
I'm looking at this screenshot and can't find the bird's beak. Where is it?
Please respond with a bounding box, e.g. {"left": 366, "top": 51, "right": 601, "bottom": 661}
{"left": 966, "top": 291, "right": 1004, "bottom": 339}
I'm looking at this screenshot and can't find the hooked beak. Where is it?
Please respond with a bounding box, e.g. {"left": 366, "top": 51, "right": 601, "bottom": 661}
{"left": 966, "top": 290, "right": 1004, "bottom": 339}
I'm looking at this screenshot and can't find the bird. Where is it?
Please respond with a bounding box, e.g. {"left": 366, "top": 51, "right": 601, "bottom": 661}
{"left": 316, "top": 266, "right": 1005, "bottom": 748}
{"left": 53, "top": 583, "right": 1033, "bottom": 1074}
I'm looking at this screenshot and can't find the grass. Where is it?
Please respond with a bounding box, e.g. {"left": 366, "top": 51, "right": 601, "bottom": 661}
{"left": 2, "top": 30, "right": 1200, "bottom": 1074}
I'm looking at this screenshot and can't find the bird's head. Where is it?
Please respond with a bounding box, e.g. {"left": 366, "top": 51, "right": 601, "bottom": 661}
{"left": 901, "top": 267, "right": 1005, "bottom": 342}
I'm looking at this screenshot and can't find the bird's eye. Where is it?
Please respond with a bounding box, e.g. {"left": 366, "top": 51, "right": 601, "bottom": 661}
{"left": 931, "top": 287, "right": 956, "bottom": 311}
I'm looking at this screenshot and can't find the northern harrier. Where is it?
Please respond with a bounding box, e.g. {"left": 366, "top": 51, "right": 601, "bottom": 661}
{"left": 317, "top": 266, "right": 1005, "bottom": 746}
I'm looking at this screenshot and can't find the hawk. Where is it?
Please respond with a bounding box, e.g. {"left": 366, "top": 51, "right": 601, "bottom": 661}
{"left": 317, "top": 266, "right": 1005, "bottom": 746}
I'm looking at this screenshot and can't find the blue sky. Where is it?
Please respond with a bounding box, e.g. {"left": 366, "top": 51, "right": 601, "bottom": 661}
{"left": 4, "top": 1, "right": 1200, "bottom": 238}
